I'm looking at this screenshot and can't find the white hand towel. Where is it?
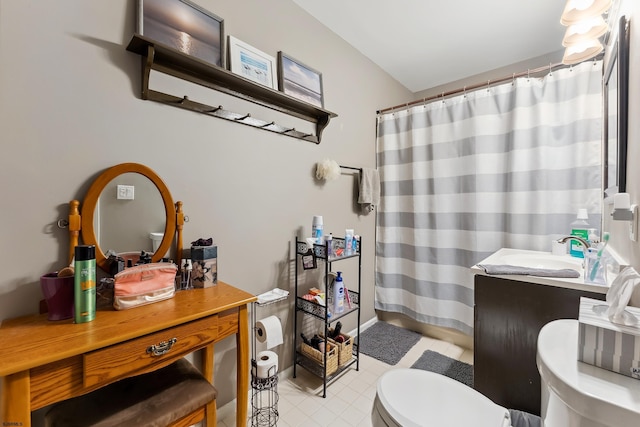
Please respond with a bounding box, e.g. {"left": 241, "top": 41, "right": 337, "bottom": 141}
{"left": 358, "top": 168, "right": 380, "bottom": 212}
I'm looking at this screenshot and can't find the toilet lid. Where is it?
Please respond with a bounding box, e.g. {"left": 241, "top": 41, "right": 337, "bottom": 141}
{"left": 537, "top": 319, "right": 640, "bottom": 426}
{"left": 375, "top": 369, "right": 511, "bottom": 427}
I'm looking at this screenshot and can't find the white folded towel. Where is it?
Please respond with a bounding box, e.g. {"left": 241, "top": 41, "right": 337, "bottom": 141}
{"left": 477, "top": 264, "right": 580, "bottom": 278}
{"left": 358, "top": 168, "right": 380, "bottom": 212}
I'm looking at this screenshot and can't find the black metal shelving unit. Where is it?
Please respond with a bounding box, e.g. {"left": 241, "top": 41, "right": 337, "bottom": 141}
{"left": 292, "top": 236, "right": 361, "bottom": 398}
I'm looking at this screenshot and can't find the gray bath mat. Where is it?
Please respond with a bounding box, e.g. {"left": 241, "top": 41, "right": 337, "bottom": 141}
{"left": 410, "top": 350, "right": 473, "bottom": 387}
{"left": 358, "top": 322, "right": 421, "bottom": 365}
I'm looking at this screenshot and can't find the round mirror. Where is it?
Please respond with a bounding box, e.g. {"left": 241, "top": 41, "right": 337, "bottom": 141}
{"left": 81, "top": 163, "right": 177, "bottom": 271}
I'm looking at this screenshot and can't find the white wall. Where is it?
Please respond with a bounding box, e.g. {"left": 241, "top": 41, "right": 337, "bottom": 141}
{"left": 603, "top": 0, "right": 640, "bottom": 305}
{"left": 0, "top": 0, "right": 411, "bottom": 410}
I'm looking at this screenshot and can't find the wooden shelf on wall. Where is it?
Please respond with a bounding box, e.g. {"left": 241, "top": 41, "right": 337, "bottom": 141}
{"left": 126, "top": 34, "right": 337, "bottom": 143}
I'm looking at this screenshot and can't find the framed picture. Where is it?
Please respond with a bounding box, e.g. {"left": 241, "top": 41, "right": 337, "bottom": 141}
{"left": 277, "top": 52, "right": 324, "bottom": 108}
{"left": 228, "top": 36, "right": 278, "bottom": 89}
{"left": 137, "top": 0, "right": 225, "bottom": 68}
{"left": 301, "top": 250, "right": 317, "bottom": 270}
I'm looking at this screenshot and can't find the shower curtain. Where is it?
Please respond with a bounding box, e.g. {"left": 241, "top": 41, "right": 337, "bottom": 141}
{"left": 376, "top": 61, "right": 603, "bottom": 335}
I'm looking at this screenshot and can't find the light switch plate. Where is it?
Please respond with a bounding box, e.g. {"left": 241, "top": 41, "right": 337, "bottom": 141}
{"left": 630, "top": 204, "right": 638, "bottom": 242}
{"left": 117, "top": 184, "right": 135, "bottom": 200}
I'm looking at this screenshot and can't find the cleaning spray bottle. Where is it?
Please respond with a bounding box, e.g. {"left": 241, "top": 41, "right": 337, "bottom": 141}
{"left": 334, "top": 271, "right": 345, "bottom": 314}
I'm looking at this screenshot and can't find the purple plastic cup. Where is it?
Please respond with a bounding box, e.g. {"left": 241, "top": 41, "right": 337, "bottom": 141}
{"left": 40, "top": 273, "right": 74, "bottom": 320}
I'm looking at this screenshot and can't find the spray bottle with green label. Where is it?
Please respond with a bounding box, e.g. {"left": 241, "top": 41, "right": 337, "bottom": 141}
{"left": 74, "top": 245, "right": 96, "bottom": 323}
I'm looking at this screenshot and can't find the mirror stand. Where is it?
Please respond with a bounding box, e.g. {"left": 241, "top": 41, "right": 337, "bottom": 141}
{"left": 67, "top": 199, "right": 184, "bottom": 271}
{"left": 67, "top": 200, "right": 81, "bottom": 265}
{"left": 65, "top": 163, "right": 184, "bottom": 273}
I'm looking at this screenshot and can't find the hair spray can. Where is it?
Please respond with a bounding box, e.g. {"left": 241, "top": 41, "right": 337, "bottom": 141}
{"left": 74, "top": 245, "right": 96, "bottom": 323}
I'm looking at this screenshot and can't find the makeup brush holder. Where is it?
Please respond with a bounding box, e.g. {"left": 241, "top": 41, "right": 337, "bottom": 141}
{"left": 40, "top": 273, "right": 74, "bottom": 320}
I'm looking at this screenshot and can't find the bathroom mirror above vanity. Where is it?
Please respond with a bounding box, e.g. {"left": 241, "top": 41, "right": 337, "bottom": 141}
{"left": 69, "top": 163, "right": 183, "bottom": 272}
{"left": 604, "top": 15, "right": 630, "bottom": 197}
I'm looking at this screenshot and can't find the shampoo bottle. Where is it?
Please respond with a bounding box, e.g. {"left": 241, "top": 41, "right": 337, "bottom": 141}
{"left": 569, "top": 209, "right": 589, "bottom": 258}
{"left": 334, "top": 271, "right": 345, "bottom": 314}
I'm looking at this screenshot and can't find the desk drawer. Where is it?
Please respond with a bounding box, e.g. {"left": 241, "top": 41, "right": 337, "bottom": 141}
{"left": 84, "top": 315, "right": 218, "bottom": 388}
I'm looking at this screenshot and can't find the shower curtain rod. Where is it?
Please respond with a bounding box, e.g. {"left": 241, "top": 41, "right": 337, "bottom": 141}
{"left": 377, "top": 59, "right": 597, "bottom": 115}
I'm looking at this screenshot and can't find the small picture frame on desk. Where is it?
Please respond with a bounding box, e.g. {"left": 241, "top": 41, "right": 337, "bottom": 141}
{"left": 277, "top": 52, "right": 324, "bottom": 108}
{"left": 228, "top": 36, "right": 278, "bottom": 89}
{"left": 136, "top": 0, "right": 225, "bottom": 68}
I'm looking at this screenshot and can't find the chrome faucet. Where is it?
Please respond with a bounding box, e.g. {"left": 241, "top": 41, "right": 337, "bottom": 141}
{"left": 556, "top": 236, "right": 591, "bottom": 252}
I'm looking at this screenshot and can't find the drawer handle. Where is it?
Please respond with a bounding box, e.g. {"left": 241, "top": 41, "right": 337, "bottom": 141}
{"left": 146, "top": 338, "right": 177, "bottom": 356}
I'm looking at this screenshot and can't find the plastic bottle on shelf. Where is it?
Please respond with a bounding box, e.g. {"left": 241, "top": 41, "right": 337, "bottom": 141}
{"left": 569, "top": 209, "right": 589, "bottom": 258}
{"left": 345, "top": 229, "right": 354, "bottom": 255}
{"left": 312, "top": 216, "right": 324, "bottom": 244}
{"left": 334, "top": 271, "right": 345, "bottom": 314}
{"left": 325, "top": 233, "right": 333, "bottom": 257}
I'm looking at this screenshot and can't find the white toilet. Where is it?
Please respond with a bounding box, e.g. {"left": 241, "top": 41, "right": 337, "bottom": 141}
{"left": 371, "top": 368, "right": 512, "bottom": 427}
{"left": 537, "top": 319, "right": 640, "bottom": 427}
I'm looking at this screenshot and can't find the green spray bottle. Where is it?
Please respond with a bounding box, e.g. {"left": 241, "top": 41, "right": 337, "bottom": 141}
{"left": 74, "top": 245, "right": 96, "bottom": 323}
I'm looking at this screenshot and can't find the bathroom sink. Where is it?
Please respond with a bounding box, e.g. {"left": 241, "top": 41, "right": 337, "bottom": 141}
{"left": 499, "top": 253, "right": 583, "bottom": 271}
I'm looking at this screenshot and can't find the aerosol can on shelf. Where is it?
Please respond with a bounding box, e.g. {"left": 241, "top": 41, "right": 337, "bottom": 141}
{"left": 334, "top": 271, "right": 345, "bottom": 315}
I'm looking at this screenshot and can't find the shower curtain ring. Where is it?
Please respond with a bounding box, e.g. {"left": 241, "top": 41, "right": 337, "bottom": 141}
{"left": 512, "top": 73, "right": 515, "bottom": 86}
{"left": 487, "top": 80, "right": 490, "bottom": 92}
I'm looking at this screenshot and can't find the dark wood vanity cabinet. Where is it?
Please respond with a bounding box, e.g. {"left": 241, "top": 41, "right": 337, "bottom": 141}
{"left": 473, "top": 274, "right": 606, "bottom": 415}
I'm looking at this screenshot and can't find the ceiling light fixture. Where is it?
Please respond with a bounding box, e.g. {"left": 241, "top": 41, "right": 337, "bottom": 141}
{"left": 560, "top": 0, "right": 611, "bottom": 64}
{"left": 562, "top": 15, "right": 608, "bottom": 46}
{"left": 562, "top": 38, "right": 604, "bottom": 65}
{"left": 560, "top": 0, "right": 613, "bottom": 26}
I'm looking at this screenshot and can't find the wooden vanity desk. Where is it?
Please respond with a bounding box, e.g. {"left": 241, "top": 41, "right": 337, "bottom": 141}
{"left": 0, "top": 282, "right": 256, "bottom": 427}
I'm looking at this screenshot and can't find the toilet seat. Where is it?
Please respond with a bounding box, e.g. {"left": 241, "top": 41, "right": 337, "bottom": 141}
{"left": 373, "top": 369, "right": 511, "bottom": 427}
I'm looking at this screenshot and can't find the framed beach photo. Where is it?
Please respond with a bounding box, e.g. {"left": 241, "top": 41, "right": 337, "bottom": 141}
{"left": 137, "top": 0, "right": 225, "bottom": 68}
{"left": 278, "top": 52, "right": 324, "bottom": 108}
{"left": 228, "top": 36, "right": 278, "bottom": 89}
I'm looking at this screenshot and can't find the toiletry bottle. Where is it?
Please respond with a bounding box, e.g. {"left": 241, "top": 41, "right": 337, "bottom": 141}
{"left": 569, "top": 209, "right": 589, "bottom": 258}
{"left": 345, "top": 229, "right": 354, "bottom": 255}
{"left": 334, "top": 271, "right": 345, "bottom": 314}
{"left": 325, "top": 233, "right": 333, "bottom": 257}
{"left": 312, "top": 216, "right": 324, "bottom": 244}
{"left": 186, "top": 259, "right": 193, "bottom": 289}
{"left": 74, "top": 245, "right": 96, "bottom": 323}
{"left": 588, "top": 228, "right": 599, "bottom": 246}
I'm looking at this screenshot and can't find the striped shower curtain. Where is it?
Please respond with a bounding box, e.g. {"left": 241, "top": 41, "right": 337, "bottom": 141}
{"left": 376, "top": 61, "right": 603, "bottom": 335}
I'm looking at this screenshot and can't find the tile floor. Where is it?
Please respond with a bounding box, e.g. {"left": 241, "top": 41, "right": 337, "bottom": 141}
{"left": 220, "top": 325, "right": 473, "bottom": 427}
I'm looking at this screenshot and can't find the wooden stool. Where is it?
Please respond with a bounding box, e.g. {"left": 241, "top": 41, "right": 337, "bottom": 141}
{"left": 44, "top": 358, "right": 217, "bottom": 427}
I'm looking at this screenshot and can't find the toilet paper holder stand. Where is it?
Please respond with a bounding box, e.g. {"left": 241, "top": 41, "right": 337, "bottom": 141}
{"left": 250, "top": 291, "right": 288, "bottom": 427}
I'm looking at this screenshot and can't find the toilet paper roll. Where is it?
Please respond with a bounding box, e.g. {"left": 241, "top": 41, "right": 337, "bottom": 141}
{"left": 254, "top": 350, "right": 278, "bottom": 378}
{"left": 256, "top": 315, "right": 283, "bottom": 349}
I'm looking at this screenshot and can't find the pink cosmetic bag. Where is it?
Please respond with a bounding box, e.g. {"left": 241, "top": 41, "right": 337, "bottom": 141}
{"left": 113, "top": 263, "right": 177, "bottom": 310}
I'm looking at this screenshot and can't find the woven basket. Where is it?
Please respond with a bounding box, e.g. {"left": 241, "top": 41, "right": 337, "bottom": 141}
{"left": 329, "top": 333, "right": 353, "bottom": 366}
{"left": 323, "top": 331, "right": 353, "bottom": 366}
{"left": 300, "top": 342, "right": 338, "bottom": 375}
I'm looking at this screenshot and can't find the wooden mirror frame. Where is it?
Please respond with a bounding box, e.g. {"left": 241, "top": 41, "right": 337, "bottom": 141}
{"left": 79, "top": 163, "right": 177, "bottom": 272}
